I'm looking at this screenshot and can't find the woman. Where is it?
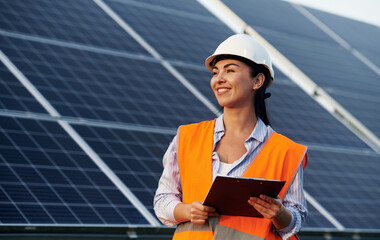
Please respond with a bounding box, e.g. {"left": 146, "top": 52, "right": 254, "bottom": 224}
{"left": 154, "top": 34, "right": 308, "bottom": 240}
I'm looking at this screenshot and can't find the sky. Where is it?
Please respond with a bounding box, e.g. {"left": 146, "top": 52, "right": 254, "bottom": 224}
{"left": 283, "top": 0, "right": 380, "bottom": 27}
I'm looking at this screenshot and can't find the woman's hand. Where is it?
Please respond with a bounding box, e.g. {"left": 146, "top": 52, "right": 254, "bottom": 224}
{"left": 174, "top": 201, "right": 218, "bottom": 225}
{"left": 189, "top": 201, "right": 219, "bottom": 225}
{"left": 248, "top": 195, "right": 291, "bottom": 229}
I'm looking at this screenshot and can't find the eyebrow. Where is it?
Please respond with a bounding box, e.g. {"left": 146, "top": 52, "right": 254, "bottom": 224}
{"left": 213, "top": 63, "right": 240, "bottom": 70}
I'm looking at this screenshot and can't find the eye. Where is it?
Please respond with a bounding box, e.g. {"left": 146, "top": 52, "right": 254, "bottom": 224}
{"left": 227, "top": 68, "right": 235, "bottom": 73}
{"left": 212, "top": 71, "right": 218, "bottom": 76}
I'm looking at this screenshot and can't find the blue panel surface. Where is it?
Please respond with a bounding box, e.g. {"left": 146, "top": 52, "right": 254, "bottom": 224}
{"left": 0, "top": 35, "right": 215, "bottom": 127}
{"left": 0, "top": 62, "right": 46, "bottom": 113}
{"left": 174, "top": 65, "right": 220, "bottom": 108}
{"left": 0, "top": 0, "right": 148, "bottom": 55}
{"left": 0, "top": 116, "right": 148, "bottom": 225}
{"left": 268, "top": 71, "right": 370, "bottom": 150}
{"left": 305, "top": 149, "right": 380, "bottom": 229}
{"left": 308, "top": 8, "right": 380, "bottom": 58}
{"left": 136, "top": 0, "right": 214, "bottom": 16}
{"left": 222, "top": 0, "right": 333, "bottom": 43}
{"left": 303, "top": 202, "right": 334, "bottom": 229}
{"left": 72, "top": 123, "right": 174, "bottom": 216}
{"left": 106, "top": 0, "right": 233, "bottom": 65}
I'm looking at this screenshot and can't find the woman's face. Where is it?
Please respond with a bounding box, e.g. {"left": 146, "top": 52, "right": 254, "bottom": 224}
{"left": 210, "top": 59, "right": 259, "bottom": 109}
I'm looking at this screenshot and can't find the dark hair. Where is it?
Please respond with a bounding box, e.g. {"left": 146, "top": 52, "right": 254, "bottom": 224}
{"left": 211, "top": 55, "right": 272, "bottom": 125}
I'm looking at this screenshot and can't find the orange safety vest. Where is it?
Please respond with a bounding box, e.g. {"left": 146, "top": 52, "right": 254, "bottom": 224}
{"left": 173, "top": 120, "right": 307, "bottom": 240}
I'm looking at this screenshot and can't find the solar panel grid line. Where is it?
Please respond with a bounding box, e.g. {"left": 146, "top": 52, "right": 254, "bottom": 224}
{"left": 93, "top": 0, "right": 220, "bottom": 116}
{"left": 0, "top": 114, "right": 155, "bottom": 225}
{"left": 22, "top": 122, "right": 139, "bottom": 226}
{"left": 351, "top": 48, "right": 380, "bottom": 76}
{"left": 64, "top": 118, "right": 177, "bottom": 136}
{"left": 197, "top": 0, "right": 245, "bottom": 33}
{"left": 0, "top": 47, "right": 159, "bottom": 225}
{"left": 305, "top": 191, "right": 345, "bottom": 230}
{"left": 0, "top": 185, "right": 29, "bottom": 224}
{"left": 0, "top": 109, "right": 177, "bottom": 136}
{"left": 0, "top": 117, "right": 129, "bottom": 225}
{"left": 0, "top": 50, "right": 60, "bottom": 118}
{"left": 0, "top": 156, "right": 58, "bottom": 224}
{"left": 292, "top": 4, "right": 380, "bottom": 77}
{"left": 110, "top": 0, "right": 218, "bottom": 24}
{"left": 1, "top": 167, "right": 87, "bottom": 225}
{"left": 306, "top": 143, "right": 378, "bottom": 156}
{"left": 54, "top": 120, "right": 161, "bottom": 226}
{"left": 200, "top": 0, "right": 380, "bottom": 153}
{"left": 0, "top": 29, "right": 157, "bottom": 63}
{"left": 161, "top": 61, "right": 220, "bottom": 116}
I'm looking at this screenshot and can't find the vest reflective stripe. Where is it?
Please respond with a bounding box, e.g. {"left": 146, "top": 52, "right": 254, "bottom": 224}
{"left": 175, "top": 222, "right": 212, "bottom": 234}
{"left": 175, "top": 217, "right": 265, "bottom": 240}
{"left": 214, "top": 224, "right": 265, "bottom": 240}
{"left": 174, "top": 120, "right": 306, "bottom": 240}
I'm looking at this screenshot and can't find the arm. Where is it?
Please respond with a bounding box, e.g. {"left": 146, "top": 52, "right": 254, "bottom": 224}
{"left": 153, "top": 136, "right": 182, "bottom": 226}
{"left": 248, "top": 158, "right": 308, "bottom": 239}
{"left": 154, "top": 136, "right": 217, "bottom": 226}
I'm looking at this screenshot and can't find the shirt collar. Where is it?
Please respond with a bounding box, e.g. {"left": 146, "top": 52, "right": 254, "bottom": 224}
{"left": 215, "top": 114, "right": 268, "bottom": 143}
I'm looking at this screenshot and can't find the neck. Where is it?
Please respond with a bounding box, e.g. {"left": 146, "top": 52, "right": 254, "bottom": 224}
{"left": 223, "top": 106, "right": 257, "bottom": 134}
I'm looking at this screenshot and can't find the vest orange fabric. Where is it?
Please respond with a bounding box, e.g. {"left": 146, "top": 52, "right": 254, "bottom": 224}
{"left": 174, "top": 120, "right": 307, "bottom": 240}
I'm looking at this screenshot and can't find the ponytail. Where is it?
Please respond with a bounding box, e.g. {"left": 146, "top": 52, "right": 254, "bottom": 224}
{"left": 251, "top": 65, "right": 271, "bottom": 126}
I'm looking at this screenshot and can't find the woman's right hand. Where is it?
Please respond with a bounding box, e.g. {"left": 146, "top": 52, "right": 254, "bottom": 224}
{"left": 174, "top": 201, "right": 218, "bottom": 225}
{"left": 189, "top": 201, "right": 218, "bottom": 225}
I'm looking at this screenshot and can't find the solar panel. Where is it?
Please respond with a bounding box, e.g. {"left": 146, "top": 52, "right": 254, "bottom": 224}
{"left": 0, "top": 115, "right": 148, "bottom": 225}
{"left": 72, "top": 123, "right": 175, "bottom": 216}
{"left": 303, "top": 201, "right": 335, "bottom": 229}
{"left": 173, "top": 65, "right": 220, "bottom": 108}
{"left": 0, "top": 34, "right": 215, "bottom": 128}
{"left": 268, "top": 70, "right": 370, "bottom": 150}
{"left": 0, "top": 61, "right": 46, "bottom": 113}
{"left": 305, "top": 149, "right": 380, "bottom": 229}
{"left": 221, "top": 0, "right": 333, "bottom": 43}
{"left": 307, "top": 8, "right": 380, "bottom": 64}
{"left": 221, "top": 0, "right": 380, "bottom": 140}
{"left": 129, "top": 0, "right": 215, "bottom": 16}
{"left": 105, "top": 0, "right": 233, "bottom": 65}
{"left": 0, "top": 0, "right": 148, "bottom": 54}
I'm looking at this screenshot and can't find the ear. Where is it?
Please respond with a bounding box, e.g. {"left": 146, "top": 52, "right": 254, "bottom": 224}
{"left": 252, "top": 73, "right": 265, "bottom": 90}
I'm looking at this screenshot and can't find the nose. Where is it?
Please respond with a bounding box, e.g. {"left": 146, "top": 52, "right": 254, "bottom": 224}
{"left": 213, "top": 71, "right": 226, "bottom": 83}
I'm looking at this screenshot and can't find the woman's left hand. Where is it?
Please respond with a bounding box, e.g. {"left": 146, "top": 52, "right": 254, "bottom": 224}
{"left": 248, "top": 194, "right": 285, "bottom": 219}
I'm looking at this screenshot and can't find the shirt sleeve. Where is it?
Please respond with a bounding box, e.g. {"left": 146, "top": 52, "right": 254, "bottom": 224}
{"left": 153, "top": 135, "right": 182, "bottom": 227}
{"left": 274, "top": 157, "right": 308, "bottom": 240}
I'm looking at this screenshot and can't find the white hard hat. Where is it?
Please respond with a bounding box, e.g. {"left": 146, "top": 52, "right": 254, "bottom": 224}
{"left": 205, "top": 34, "right": 274, "bottom": 86}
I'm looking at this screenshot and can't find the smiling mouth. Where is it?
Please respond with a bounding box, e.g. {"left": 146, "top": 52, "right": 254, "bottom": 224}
{"left": 217, "top": 88, "right": 229, "bottom": 94}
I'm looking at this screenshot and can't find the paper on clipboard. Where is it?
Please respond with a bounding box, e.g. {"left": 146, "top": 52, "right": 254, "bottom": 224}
{"left": 203, "top": 176, "right": 285, "bottom": 218}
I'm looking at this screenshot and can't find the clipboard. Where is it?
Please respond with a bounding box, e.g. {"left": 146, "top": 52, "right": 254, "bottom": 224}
{"left": 203, "top": 176, "right": 285, "bottom": 218}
